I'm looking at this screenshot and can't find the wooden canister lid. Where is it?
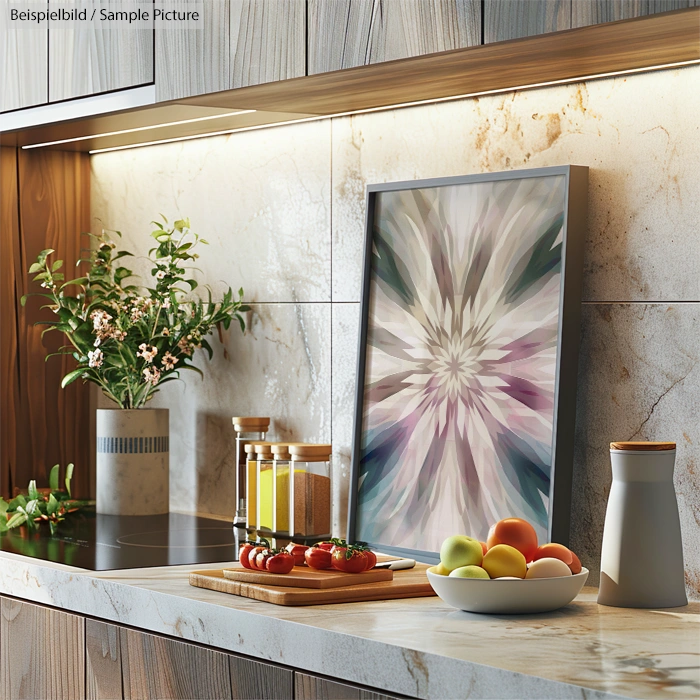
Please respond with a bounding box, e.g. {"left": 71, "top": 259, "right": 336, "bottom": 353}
{"left": 243, "top": 441, "right": 274, "bottom": 454}
{"left": 289, "top": 443, "right": 332, "bottom": 461}
{"left": 610, "top": 441, "right": 676, "bottom": 451}
{"left": 232, "top": 417, "right": 270, "bottom": 432}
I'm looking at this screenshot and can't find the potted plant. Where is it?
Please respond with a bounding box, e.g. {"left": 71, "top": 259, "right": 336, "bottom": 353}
{"left": 24, "top": 217, "right": 249, "bottom": 515}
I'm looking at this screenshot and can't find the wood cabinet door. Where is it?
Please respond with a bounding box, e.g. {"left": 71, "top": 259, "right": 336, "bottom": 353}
{"left": 156, "top": 0, "right": 305, "bottom": 102}
{"left": 48, "top": 0, "right": 153, "bottom": 101}
{"left": 86, "top": 619, "right": 294, "bottom": 700}
{"left": 0, "top": 12, "right": 48, "bottom": 111}
{"left": 295, "top": 672, "right": 407, "bottom": 700}
{"left": 307, "top": 0, "right": 481, "bottom": 75}
{"left": 0, "top": 596, "right": 85, "bottom": 700}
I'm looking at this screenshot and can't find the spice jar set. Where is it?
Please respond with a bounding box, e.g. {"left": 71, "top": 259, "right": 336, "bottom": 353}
{"left": 232, "top": 417, "right": 332, "bottom": 548}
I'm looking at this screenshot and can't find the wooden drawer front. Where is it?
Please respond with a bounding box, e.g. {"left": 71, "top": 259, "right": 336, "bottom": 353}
{"left": 86, "top": 619, "right": 294, "bottom": 700}
{"left": 0, "top": 596, "right": 85, "bottom": 700}
{"left": 295, "top": 672, "right": 407, "bottom": 700}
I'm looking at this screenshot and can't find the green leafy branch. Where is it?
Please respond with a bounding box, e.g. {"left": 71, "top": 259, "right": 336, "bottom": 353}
{"left": 22, "top": 216, "right": 250, "bottom": 409}
{"left": 0, "top": 465, "right": 92, "bottom": 536}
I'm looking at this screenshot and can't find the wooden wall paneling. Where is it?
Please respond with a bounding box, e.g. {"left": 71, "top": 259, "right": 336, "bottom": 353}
{"left": 0, "top": 148, "right": 21, "bottom": 500}
{"left": 86, "top": 620, "right": 123, "bottom": 700}
{"left": 0, "top": 597, "right": 85, "bottom": 700}
{"left": 0, "top": 8, "right": 48, "bottom": 111}
{"left": 118, "top": 625, "right": 233, "bottom": 699}
{"left": 229, "top": 654, "right": 293, "bottom": 699}
{"left": 572, "top": 0, "right": 696, "bottom": 27}
{"left": 295, "top": 673, "right": 405, "bottom": 700}
{"left": 155, "top": 0, "right": 230, "bottom": 102}
{"left": 229, "top": 0, "right": 305, "bottom": 88}
{"left": 48, "top": 0, "right": 153, "bottom": 101}
{"left": 484, "top": 0, "right": 571, "bottom": 43}
{"left": 14, "top": 149, "right": 92, "bottom": 498}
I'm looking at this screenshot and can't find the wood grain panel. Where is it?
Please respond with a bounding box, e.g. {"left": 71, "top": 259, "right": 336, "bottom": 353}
{"left": 86, "top": 620, "right": 123, "bottom": 700}
{"left": 229, "top": 655, "right": 293, "bottom": 699}
{"left": 484, "top": 0, "right": 570, "bottom": 42}
{"left": 119, "top": 625, "right": 232, "bottom": 699}
{"left": 308, "top": 0, "right": 480, "bottom": 74}
{"left": 0, "top": 148, "right": 92, "bottom": 499}
{"left": 0, "top": 148, "right": 21, "bottom": 501}
{"left": 229, "top": 0, "right": 305, "bottom": 88}
{"left": 49, "top": 0, "right": 153, "bottom": 101}
{"left": 0, "top": 8, "right": 48, "bottom": 111}
{"left": 155, "top": 0, "right": 230, "bottom": 102}
{"left": 186, "top": 7, "right": 700, "bottom": 115}
{"left": 573, "top": 0, "right": 696, "bottom": 27}
{"left": 295, "top": 673, "right": 404, "bottom": 700}
{"left": 0, "top": 597, "right": 85, "bottom": 700}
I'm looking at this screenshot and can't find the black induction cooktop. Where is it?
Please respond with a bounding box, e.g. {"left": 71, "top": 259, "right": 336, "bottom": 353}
{"left": 0, "top": 511, "right": 237, "bottom": 570}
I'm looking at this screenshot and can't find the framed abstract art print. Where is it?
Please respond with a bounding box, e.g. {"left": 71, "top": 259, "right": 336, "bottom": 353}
{"left": 348, "top": 165, "right": 588, "bottom": 563}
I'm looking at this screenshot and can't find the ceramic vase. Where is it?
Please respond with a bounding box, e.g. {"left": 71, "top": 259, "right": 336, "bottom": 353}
{"left": 598, "top": 442, "right": 686, "bottom": 608}
{"left": 96, "top": 408, "right": 169, "bottom": 515}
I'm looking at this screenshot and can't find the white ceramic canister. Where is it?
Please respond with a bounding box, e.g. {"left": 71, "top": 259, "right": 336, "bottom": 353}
{"left": 598, "top": 441, "right": 687, "bottom": 608}
{"left": 96, "top": 408, "right": 169, "bottom": 515}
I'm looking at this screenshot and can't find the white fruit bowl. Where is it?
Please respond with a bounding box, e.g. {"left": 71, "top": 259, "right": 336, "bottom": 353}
{"left": 427, "top": 567, "right": 589, "bottom": 614}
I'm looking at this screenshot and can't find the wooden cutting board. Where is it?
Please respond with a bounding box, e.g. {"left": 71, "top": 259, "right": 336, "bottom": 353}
{"left": 189, "top": 564, "right": 436, "bottom": 606}
{"left": 222, "top": 564, "right": 393, "bottom": 588}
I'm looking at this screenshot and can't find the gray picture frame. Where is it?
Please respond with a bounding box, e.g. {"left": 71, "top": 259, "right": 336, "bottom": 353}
{"left": 347, "top": 165, "right": 588, "bottom": 564}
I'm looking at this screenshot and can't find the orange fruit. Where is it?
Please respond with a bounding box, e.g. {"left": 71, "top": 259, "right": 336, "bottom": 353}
{"left": 479, "top": 541, "right": 488, "bottom": 555}
{"left": 569, "top": 551, "right": 582, "bottom": 574}
{"left": 486, "top": 518, "right": 538, "bottom": 562}
{"left": 532, "top": 543, "right": 573, "bottom": 566}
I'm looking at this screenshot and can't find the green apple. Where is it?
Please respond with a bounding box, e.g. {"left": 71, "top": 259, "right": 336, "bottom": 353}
{"left": 439, "top": 535, "right": 483, "bottom": 572}
{"left": 449, "top": 565, "right": 490, "bottom": 579}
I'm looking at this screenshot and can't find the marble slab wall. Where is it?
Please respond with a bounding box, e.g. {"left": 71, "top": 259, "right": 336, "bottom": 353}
{"left": 91, "top": 64, "right": 700, "bottom": 599}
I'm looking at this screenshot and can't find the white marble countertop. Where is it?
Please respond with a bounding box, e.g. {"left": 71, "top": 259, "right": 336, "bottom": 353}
{"left": 0, "top": 550, "right": 697, "bottom": 700}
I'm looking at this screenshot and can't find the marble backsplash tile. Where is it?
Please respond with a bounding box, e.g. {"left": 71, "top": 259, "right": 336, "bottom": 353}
{"left": 571, "top": 303, "right": 700, "bottom": 599}
{"left": 331, "top": 65, "right": 700, "bottom": 303}
{"left": 91, "top": 119, "right": 332, "bottom": 303}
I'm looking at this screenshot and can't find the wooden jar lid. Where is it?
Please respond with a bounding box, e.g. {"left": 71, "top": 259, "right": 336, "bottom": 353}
{"left": 232, "top": 417, "right": 270, "bottom": 432}
{"left": 610, "top": 441, "right": 676, "bottom": 451}
{"left": 289, "top": 444, "right": 332, "bottom": 461}
{"left": 243, "top": 441, "right": 274, "bottom": 454}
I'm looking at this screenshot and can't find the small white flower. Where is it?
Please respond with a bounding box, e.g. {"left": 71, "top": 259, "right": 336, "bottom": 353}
{"left": 143, "top": 366, "right": 161, "bottom": 386}
{"left": 162, "top": 298, "right": 171, "bottom": 309}
{"left": 156, "top": 270, "right": 166, "bottom": 280}
{"left": 137, "top": 343, "right": 158, "bottom": 363}
{"left": 161, "top": 351, "right": 178, "bottom": 370}
{"left": 88, "top": 348, "right": 103, "bottom": 368}
{"left": 94, "top": 338, "right": 101, "bottom": 347}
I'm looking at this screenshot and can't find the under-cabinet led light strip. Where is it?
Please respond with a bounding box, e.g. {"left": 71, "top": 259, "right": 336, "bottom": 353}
{"left": 28, "top": 58, "right": 698, "bottom": 155}
{"left": 20, "top": 110, "right": 257, "bottom": 149}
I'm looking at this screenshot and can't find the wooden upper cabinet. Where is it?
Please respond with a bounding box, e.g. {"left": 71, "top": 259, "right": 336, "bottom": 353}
{"left": 48, "top": 0, "right": 154, "bottom": 102}
{"left": 572, "top": 0, "right": 698, "bottom": 28}
{"left": 484, "top": 0, "right": 571, "bottom": 42}
{"left": 307, "top": 0, "right": 481, "bottom": 74}
{"left": 156, "top": 0, "right": 305, "bottom": 102}
{"left": 0, "top": 597, "right": 85, "bottom": 700}
{"left": 0, "top": 11, "right": 48, "bottom": 111}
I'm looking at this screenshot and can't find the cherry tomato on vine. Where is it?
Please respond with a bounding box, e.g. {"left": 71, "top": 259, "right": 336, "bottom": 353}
{"left": 266, "top": 551, "right": 295, "bottom": 574}
{"left": 239, "top": 543, "right": 255, "bottom": 569}
{"left": 305, "top": 546, "right": 333, "bottom": 570}
{"left": 331, "top": 546, "right": 368, "bottom": 573}
{"left": 285, "top": 543, "right": 307, "bottom": 566}
{"left": 363, "top": 550, "right": 377, "bottom": 570}
{"left": 255, "top": 549, "right": 274, "bottom": 571}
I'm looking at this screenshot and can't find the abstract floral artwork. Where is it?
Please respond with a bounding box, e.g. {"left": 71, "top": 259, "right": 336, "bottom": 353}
{"left": 351, "top": 168, "right": 586, "bottom": 556}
